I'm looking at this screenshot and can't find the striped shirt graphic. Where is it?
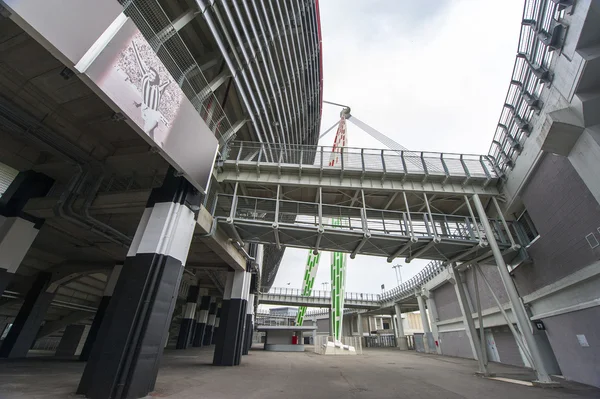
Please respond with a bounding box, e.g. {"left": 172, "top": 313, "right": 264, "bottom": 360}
{"left": 142, "top": 74, "right": 161, "bottom": 111}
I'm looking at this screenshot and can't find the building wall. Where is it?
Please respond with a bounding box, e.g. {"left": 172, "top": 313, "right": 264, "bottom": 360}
{"left": 431, "top": 282, "right": 461, "bottom": 321}
{"left": 316, "top": 317, "right": 329, "bottom": 334}
{"left": 439, "top": 330, "right": 473, "bottom": 359}
{"left": 514, "top": 154, "right": 600, "bottom": 296}
{"left": 463, "top": 265, "right": 509, "bottom": 311}
{"left": 543, "top": 306, "right": 600, "bottom": 388}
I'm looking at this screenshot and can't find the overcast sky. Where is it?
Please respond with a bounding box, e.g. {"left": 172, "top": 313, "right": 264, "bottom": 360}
{"left": 271, "top": 0, "right": 524, "bottom": 295}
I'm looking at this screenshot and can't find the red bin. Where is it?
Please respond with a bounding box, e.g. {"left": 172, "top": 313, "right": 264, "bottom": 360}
{"left": 291, "top": 336, "right": 298, "bottom": 345}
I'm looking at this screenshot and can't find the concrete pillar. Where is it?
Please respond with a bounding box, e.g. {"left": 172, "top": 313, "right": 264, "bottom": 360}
{"left": 79, "top": 264, "right": 122, "bottom": 361}
{"left": 233, "top": 271, "right": 250, "bottom": 365}
{"left": 425, "top": 293, "right": 442, "bottom": 354}
{"left": 416, "top": 294, "right": 430, "bottom": 334}
{"left": 192, "top": 290, "right": 211, "bottom": 347}
{"left": 357, "top": 313, "right": 363, "bottom": 337}
{"left": 213, "top": 270, "right": 249, "bottom": 366}
{"left": 0, "top": 217, "right": 40, "bottom": 297}
{"left": 416, "top": 293, "right": 435, "bottom": 353}
{"left": 0, "top": 272, "right": 55, "bottom": 358}
{"left": 452, "top": 269, "right": 490, "bottom": 375}
{"left": 177, "top": 285, "right": 200, "bottom": 349}
{"left": 367, "top": 315, "right": 372, "bottom": 334}
{"left": 211, "top": 302, "right": 221, "bottom": 345}
{"left": 0, "top": 171, "right": 53, "bottom": 297}
{"left": 56, "top": 325, "right": 91, "bottom": 357}
{"left": 77, "top": 169, "right": 201, "bottom": 399}
{"left": 204, "top": 297, "right": 218, "bottom": 346}
{"left": 394, "top": 303, "right": 408, "bottom": 350}
{"left": 242, "top": 293, "right": 254, "bottom": 355}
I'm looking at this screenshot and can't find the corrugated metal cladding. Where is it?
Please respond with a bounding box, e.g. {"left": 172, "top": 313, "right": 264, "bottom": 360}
{"left": 0, "top": 162, "right": 18, "bottom": 198}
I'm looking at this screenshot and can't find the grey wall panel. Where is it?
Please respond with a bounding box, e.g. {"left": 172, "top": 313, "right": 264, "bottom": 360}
{"left": 491, "top": 326, "right": 524, "bottom": 367}
{"left": 514, "top": 155, "right": 600, "bottom": 296}
{"left": 464, "top": 266, "right": 509, "bottom": 312}
{"left": 432, "top": 282, "right": 461, "bottom": 321}
{"left": 342, "top": 316, "right": 352, "bottom": 336}
{"left": 543, "top": 306, "right": 600, "bottom": 388}
{"left": 316, "top": 318, "right": 330, "bottom": 334}
{"left": 439, "top": 330, "right": 473, "bottom": 359}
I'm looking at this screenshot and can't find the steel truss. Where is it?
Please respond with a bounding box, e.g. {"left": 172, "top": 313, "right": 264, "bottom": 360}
{"left": 212, "top": 188, "right": 522, "bottom": 264}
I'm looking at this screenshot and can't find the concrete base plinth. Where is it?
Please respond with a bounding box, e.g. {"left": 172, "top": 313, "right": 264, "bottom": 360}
{"left": 397, "top": 337, "right": 409, "bottom": 350}
{"left": 531, "top": 380, "right": 561, "bottom": 388}
{"left": 322, "top": 341, "right": 357, "bottom": 356}
{"left": 475, "top": 371, "right": 496, "bottom": 378}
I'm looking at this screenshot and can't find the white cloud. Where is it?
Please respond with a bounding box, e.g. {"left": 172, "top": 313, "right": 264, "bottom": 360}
{"left": 272, "top": 0, "right": 524, "bottom": 294}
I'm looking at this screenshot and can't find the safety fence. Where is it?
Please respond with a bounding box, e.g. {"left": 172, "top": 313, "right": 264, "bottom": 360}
{"left": 264, "top": 287, "right": 379, "bottom": 302}
{"left": 227, "top": 141, "right": 498, "bottom": 183}
{"left": 364, "top": 335, "right": 396, "bottom": 348}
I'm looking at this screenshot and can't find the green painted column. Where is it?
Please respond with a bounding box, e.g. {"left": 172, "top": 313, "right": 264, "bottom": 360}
{"left": 296, "top": 252, "right": 321, "bottom": 326}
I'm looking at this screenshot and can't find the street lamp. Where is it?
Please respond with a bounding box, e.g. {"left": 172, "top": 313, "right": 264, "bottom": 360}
{"left": 392, "top": 264, "right": 403, "bottom": 286}
{"left": 321, "top": 281, "right": 329, "bottom": 291}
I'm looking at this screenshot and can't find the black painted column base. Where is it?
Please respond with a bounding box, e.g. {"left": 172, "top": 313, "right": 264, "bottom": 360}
{"left": 193, "top": 322, "right": 206, "bottom": 347}
{"left": 176, "top": 318, "right": 194, "bottom": 349}
{"left": 234, "top": 300, "right": 247, "bottom": 365}
{"left": 0, "top": 272, "right": 54, "bottom": 358}
{"left": 214, "top": 298, "right": 244, "bottom": 366}
{"left": 203, "top": 325, "right": 214, "bottom": 346}
{"left": 79, "top": 296, "right": 110, "bottom": 361}
{"left": 242, "top": 315, "right": 253, "bottom": 355}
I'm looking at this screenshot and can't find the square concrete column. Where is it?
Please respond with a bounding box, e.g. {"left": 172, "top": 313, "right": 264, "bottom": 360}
{"left": 0, "top": 272, "right": 56, "bottom": 358}
{"left": 203, "top": 297, "right": 218, "bottom": 346}
{"left": 213, "top": 270, "right": 249, "bottom": 366}
{"left": 211, "top": 302, "right": 221, "bottom": 345}
{"left": 56, "top": 325, "right": 91, "bottom": 358}
{"left": 242, "top": 293, "right": 254, "bottom": 355}
{"left": 177, "top": 285, "right": 200, "bottom": 349}
{"left": 79, "top": 264, "right": 122, "bottom": 361}
{"left": 0, "top": 216, "right": 40, "bottom": 297}
{"left": 0, "top": 171, "right": 53, "bottom": 297}
{"left": 192, "top": 290, "right": 211, "bottom": 347}
{"left": 77, "top": 170, "right": 201, "bottom": 399}
{"left": 425, "top": 293, "right": 442, "bottom": 354}
{"left": 416, "top": 293, "right": 435, "bottom": 353}
{"left": 394, "top": 303, "right": 408, "bottom": 350}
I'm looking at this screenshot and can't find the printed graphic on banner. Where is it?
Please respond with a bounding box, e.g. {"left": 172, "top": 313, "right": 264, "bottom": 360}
{"left": 91, "top": 30, "right": 183, "bottom": 147}
{"left": 85, "top": 20, "right": 218, "bottom": 194}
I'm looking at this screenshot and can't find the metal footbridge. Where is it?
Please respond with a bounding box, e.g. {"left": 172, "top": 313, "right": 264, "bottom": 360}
{"left": 213, "top": 142, "right": 523, "bottom": 265}
{"left": 258, "top": 259, "right": 449, "bottom": 312}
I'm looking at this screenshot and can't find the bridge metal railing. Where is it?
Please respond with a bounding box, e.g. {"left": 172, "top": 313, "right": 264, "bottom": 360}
{"left": 379, "top": 259, "right": 447, "bottom": 303}
{"left": 214, "top": 193, "right": 516, "bottom": 248}
{"left": 263, "top": 287, "right": 380, "bottom": 302}
{"left": 488, "top": 0, "right": 566, "bottom": 174}
{"left": 225, "top": 141, "right": 499, "bottom": 184}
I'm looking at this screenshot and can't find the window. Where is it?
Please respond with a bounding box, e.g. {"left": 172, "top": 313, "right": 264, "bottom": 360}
{"left": 518, "top": 210, "right": 539, "bottom": 244}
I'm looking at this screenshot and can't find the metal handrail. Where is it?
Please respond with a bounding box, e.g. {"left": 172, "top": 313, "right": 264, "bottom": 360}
{"left": 225, "top": 141, "right": 499, "bottom": 180}
{"left": 261, "top": 287, "right": 380, "bottom": 302}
